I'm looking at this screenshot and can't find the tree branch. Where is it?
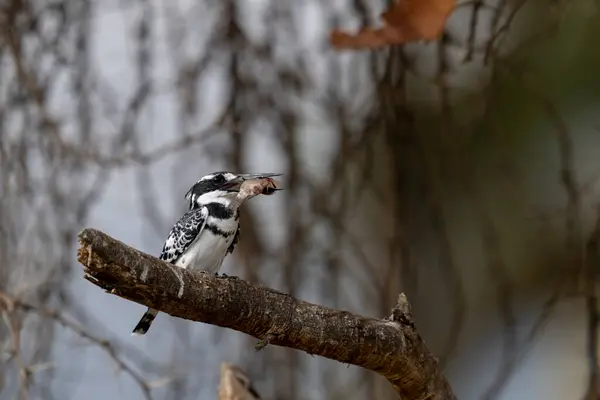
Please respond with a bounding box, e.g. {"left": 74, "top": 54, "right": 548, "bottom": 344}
{"left": 77, "top": 228, "right": 456, "bottom": 400}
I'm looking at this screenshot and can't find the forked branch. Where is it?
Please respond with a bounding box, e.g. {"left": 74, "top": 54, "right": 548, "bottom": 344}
{"left": 77, "top": 228, "right": 456, "bottom": 400}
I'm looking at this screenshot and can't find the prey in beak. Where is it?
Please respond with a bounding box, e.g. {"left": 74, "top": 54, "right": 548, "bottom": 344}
{"left": 221, "top": 173, "right": 283, "bottom": 195}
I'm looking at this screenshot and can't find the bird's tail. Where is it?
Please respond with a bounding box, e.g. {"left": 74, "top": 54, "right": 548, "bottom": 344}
{"left": 131, "top": 308, "right": 158, "bottom": 336}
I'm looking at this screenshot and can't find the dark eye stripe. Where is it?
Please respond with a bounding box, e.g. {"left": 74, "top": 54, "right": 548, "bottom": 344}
{"left": 186, "top": 173, "right": 231, "bottom": 206}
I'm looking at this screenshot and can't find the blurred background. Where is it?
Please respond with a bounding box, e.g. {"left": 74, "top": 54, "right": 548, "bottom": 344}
{"left": 1, "top": 0, "right": 600, "bottom": 399}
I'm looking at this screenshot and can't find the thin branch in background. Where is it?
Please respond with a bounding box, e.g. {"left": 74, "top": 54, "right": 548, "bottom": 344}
{"left": 132, "top": 0, "right": 171, "bottom": 241}
{"left": 43, "top": 124, "right": 221, "bottom": 170}
{"left": 544, "top": 100, "right": 584, "bottom": 280}
{"left": 463, "top": 0, "right": 484, "bottom": 62}
{"left": 264, "top": 5, "right": 306, "bottom": 397}
{"left": 58, "top": 291, "right": 169, "bottom": 377}
{"left": 422, "top": 176, "right": 467, "bottom": 370}
{"left": 491, "top": 206, "right": 600, "bottom": 400}
{"left": 376, "top": 50, "right": 420, "bottom": 313}
{"left": 0, "top": 292, "right": 154, "bottom": 400}
{"left": 111, "top": 127, "right": 223, "bottom": 167}
{"left": 457, "top": 122, "right": 518, "bottom": 399}
{"left": 583, "top": 206, "right": 600, "bottom": 399}
{"left": 478, "top": 208, "right": 518, "bottom": 400}
{"left": 484, "top": 0, "right": 507, "bottom": 62}
{"left": 2, "top": 309, "right": 28, "bottom": 400}
{"left": 455, "top": 131, "right": 518, "bottom": 400}
{"left": 423, "top": 33, "right": 467, "bottom": 369}
{"left": 463, "top": 64, "right": 590, "bottom": 400}
{"left": 307, "top": 181, "right": 382, "bottom": 304}
{"left": 484, "top": 0, "right": 528, "bottom": 63}
{"left": 0, "top": 2, "right": 115, "bottom": 396}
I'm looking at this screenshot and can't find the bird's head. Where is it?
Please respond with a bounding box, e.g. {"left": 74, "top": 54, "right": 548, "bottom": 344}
{"left": 185, "top": 171, "right": 281, "bottom": 209}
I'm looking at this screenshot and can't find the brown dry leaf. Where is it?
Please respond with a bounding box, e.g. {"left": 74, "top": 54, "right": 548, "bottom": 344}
{"left": 330, "top": 0, "right": 456, "bottom": 50}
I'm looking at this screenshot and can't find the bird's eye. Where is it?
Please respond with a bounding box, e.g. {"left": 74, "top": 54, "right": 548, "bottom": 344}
{"left": 215, "top": 174, "right": 227, "bottom": 184}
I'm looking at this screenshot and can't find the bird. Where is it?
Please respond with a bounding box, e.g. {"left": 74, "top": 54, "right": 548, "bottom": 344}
{"left": 131, "top": 171, "right": 281, "bottom": 336}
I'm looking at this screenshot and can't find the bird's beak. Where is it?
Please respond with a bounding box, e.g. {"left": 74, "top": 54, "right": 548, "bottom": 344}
{"left": 236, "top": 173, "right": 283, "bottom": 180}
{"left": 221, "top": 173, "right": 283, "bottom": 192}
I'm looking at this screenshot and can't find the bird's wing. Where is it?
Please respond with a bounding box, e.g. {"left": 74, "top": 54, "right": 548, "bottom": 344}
{"left": 227, "top": 208, "right": 240, "bottom": 255}
{"left": 227, "top": 226, "right": 240, "bottom": 254}
{"left": 159, "top": 206, "right": 209, "bottom": 263}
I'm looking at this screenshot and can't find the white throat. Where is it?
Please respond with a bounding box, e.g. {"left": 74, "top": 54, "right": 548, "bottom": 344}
{"left": 194, "top": 190, "right": 248, "bottom": 209}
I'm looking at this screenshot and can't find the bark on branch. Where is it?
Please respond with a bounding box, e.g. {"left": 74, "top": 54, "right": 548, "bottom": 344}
{"left": 77, "top": 228, "right": 456, "bottom": 400}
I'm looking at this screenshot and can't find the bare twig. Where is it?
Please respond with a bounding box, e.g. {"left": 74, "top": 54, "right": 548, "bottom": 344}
{"left": 0, "top": 292, "right": 153, "bottom": 400}
{"left": 583, "top": 206, "right": 600, "bottom": 399}
{"left": 463, "top": 0, "right": 483, "bottom": 62}
{"left": 544, "top": 101, "right": 584, "bottom": 269}
{"left": 1, "top": 307, "right": 28, "bottom": 400}
{"left": 478, "top": 210, "right": 518, "bottom": 400}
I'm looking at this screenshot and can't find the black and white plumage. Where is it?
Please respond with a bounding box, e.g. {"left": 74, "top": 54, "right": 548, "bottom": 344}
{"left": 131, "top": 171, "right": 280, "bottom": 336}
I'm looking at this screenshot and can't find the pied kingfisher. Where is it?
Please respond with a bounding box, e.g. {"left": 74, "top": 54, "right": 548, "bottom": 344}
{"left": 131, "top": 171, "right": 281, "bottom": 336}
